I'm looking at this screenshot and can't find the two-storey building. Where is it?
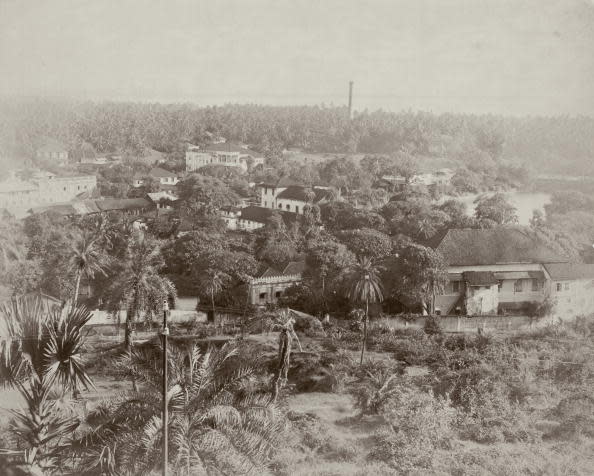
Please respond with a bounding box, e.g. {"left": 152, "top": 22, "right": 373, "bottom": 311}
{"left": 258, "top": 182, "right": 331, "bottom": 214}
{"left": 431, "top": 228, "right": 566, "bottom": 316}
{"left": 36, "top": 138, "right": 69, "bottom": 166}
{"left": 185, "top": 143, "right": 264, "bottom": 173}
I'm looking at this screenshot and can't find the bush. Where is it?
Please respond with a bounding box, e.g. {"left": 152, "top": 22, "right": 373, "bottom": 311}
{"left": 424, "top": 315, "right": 443, "bottom": 335}
{"left": 293, "top": 312, "right": 325, "bottom": 336}
{"left": 350, "top": 361, "right": 405, "bottom": 416}
{"left": 550, "top": 393, "right": 594, "bottom": 440}
{"left": 456, "top": 380, "right": 539, "bottom": 443}
{"left": 287, "top": 411, "right": 331, "bottom": 450}
{"left": 371, "top": 387, "right": 455, "bottom": 472}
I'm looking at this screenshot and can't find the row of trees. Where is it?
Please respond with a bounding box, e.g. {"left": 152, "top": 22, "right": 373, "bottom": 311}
{"left": 3, "top": 98, "right": 593, "bottom": 173}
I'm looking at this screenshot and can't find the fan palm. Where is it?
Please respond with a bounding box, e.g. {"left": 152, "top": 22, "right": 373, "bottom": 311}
{"left": 69, "top": 340, "right": 285, "bottom": 475}
{"left": 68, "top": 230, "right": 111, "bottom": 306}
{"left": 346, "top": 256, "right": 384, "bottom": 365}
{"left": 0, "top": 295, "right": 94, "bottom": 473}
{"left": 105, "top": 233, "right": 177, "bottom": 349}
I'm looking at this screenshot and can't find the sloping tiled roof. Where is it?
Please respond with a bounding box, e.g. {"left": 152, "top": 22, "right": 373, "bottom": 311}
{"left": 462, "top": 271, "right": 498, "bottom": 286}
{"left": 202, "top": 143, "right": 263, "bottom": 156}
{"left": 257, "top": 178, "right": 302, "bottom": 188}
{"left": 29, "top": 203, "right": 78, "bottom": 216}
{"left": 95, "top": 198, "right": 150, "bottom": 211}
{"left": 29, "top": 198, "right": 149, "bottom": 216}
{"left": 276, "top": 186, "right": 331, "bottom": 203}
{"left": 149, "top": 167, "right": 177, "bottom": 178}
{"left": 238, "top": 206, "right": 298, "bottom": 226}
{"left": 257, "top": 260, "right": 305, "bottom": 279}
{"left": 283, "top": 261, "right": 306, "bottom": 275}
{"left": 238, "top": 205, "right": 273, "bottom": 224}
{"left": 432, "top": 228, "right": 566, "bottom": 266}
{"left": 544, "top": 263, "right": 594, "bottom": 281}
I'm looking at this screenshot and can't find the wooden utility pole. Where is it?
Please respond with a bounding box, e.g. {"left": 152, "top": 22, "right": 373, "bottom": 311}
{"left": 161, "top": 299, "right": 169, "bottom": 476}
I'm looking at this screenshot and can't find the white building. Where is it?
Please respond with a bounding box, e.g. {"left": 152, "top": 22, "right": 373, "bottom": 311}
{"left": 133, "top": 167, "right": 180, "bottom": 187}
{"left": 258, "top": 182, "right": 331, "bottom": 214}
{"left": 185, "top": 144, "right": 264, "bottom": 173}
{"left": 36, "top": 138, "right": 69, "bottom": 166}
{"left": 0, "top": 171, "right": 97, "bottom": 218}
{"left": 249, "top": 261, "right": 305, "bottom": 307}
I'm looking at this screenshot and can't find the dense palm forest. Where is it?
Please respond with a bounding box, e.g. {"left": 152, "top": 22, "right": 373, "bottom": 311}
{"left": 1, "top": 98, "right": 593, "bottom": 174}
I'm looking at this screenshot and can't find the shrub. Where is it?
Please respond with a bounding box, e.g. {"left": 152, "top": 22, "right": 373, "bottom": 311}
{"left": 293, "top": 312, "right": 325, "bottom": 336}
{"left": 424, "top": 315, "right": 443, "bottom": 335}
{"left": 350, "top": 361, "right": 405, "bottom": 416}
{"left": 371, "top": 387, "right": 455, "bottom": 472}
{"left": 549, "top": 393, "right": 594, "bottom": 440}
{"left": 456, "top": 380, "right": 539, "bottom": 443}
{"left": 287, "top": 411, "right": 331, "bottom": 451}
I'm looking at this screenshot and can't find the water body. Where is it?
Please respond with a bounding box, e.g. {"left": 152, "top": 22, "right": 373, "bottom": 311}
{"left": 443, "top": 191, "right": 552, "bottom": 225}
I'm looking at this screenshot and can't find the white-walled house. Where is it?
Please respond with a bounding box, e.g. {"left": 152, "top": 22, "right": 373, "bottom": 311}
{"left": 431, "top": 228, "right": 567, "bottom": 316}
{"left": 0, "top": 172, "right": 97, "bottom": 218}
{"left": 249, "top": 261, "right": 305, "bottom": 307}
{"left": 133, "top": 167, "right": 180, "bottom": 187}
{"left": 185, "top": 144, "right": 264, "bottom": 173}
{"left": 257, "top": 182, "right": 331, "bottom": 214}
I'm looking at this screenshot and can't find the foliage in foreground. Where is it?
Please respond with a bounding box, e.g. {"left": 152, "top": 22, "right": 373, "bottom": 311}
{"left": 70, "top": 340, "right": 285, "bottom": 475}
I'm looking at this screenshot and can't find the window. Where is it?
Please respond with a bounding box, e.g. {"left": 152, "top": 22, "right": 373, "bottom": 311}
{"left": 295, "top": 206, "right": 299, "bottom": 213}
{"left": 275, "top": 291, "right": 282, "bottom": 298}
{"left": 531, "top": 279, "right": 539, "bottom": 292}
{"left": 514, "top": 280, "right": 523, "bottom": 293}
{"left": 565, "top": 283, "right": 570, "bottom": 291}
{"left": 264, "top": 201, "right": 267, "bottom": 207}
{"left": 259, "top": 292, "right": 267, "bottom": 301}
{"left": 556, "top": 283, "right": 562, "bottom": 292}
{"left": 63, "top": 187, "right": 66, "bottom": 191}
{"left": 498, "top": 280, "right": 503, "bottom": 292}
{"left": 452, "top": 281, "right": 460, "bottom": 293}
{"left": 286, "top": 204, "right": 290, "bottom": 211}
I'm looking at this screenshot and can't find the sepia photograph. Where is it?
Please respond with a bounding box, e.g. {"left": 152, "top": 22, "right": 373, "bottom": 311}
{"left": 1, "top": 0, "right": 594, "bottom": 474}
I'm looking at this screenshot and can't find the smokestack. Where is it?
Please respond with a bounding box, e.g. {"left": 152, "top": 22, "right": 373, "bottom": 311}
{"left": 348, "top": 81, "right": 353, "bottom": 120}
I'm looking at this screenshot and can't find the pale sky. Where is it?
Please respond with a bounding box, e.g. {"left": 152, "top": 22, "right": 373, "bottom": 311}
{"left": 1, "top": 0, "right": 593, "bottom": 115}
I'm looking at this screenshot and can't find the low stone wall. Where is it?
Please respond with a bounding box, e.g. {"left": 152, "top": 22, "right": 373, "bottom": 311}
{"left": 372, "top": 315, "right": 543, "bottom": 333}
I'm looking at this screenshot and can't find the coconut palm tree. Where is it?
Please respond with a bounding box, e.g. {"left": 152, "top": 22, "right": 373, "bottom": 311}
{"left": 69, "top": 340, "right": 285, "bottom": 475}
{"left": 0, "top": 296, "right": 94, "bottom": 473}
{"left": 197, "top": 268, "right": 230, "bottom": 325}
{"left": 105, "top": 233, "right": 177, "bottom": 349}
{"left": 346, "top": 256, "right": 384, "bottom": 365}
{"left": 68, "top": 230, "right": 111, "bottom": 307}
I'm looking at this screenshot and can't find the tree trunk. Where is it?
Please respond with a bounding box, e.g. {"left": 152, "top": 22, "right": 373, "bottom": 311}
{"left": 211, "top": 289, "right": 216, "bottom": 328}
{"left": 73, "top": 269, "right": 82, "bottom": 307}
{"left": 360, "top": 297, "right": 369, "bottom": 365}
{"left": 124, "top": 306, "right": 133, "bottom": 351}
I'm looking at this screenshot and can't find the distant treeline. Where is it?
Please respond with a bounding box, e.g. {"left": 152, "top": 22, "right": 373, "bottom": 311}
{"left": 1, "top": 98, "right": 593, "bottom": 173}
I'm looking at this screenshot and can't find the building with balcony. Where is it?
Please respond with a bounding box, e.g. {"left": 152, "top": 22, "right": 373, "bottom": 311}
{"left": 431, "top": 227, "right": 567, "bottom": 316}
{"left": 185, "top": 143, "right": 264, "bottom": 173}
